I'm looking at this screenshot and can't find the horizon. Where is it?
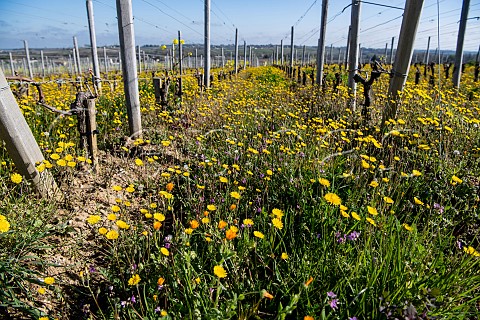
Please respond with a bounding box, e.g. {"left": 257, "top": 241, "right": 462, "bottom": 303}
{"left": 0, "top": 0, "right": 479, "bottom": 52}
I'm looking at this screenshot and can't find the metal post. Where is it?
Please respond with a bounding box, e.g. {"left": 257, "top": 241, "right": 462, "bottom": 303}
{"left": 424, "top": 36, "right": 431, "bottom": 64}
{"left": 344, "top": 26, "right": 351, "bottom": 69}
{"left": 389, "top": 36, "right": 395, "bottom": 65}
{"left": 280, "top": 39, "right": 284, "bottom": 65}
{"left": 103, "top": 46, "right": 108, "bottom": 74}
{"left": 40, "top": 50, "right": 45, "bottom": 80}
{"left": 221, "top": 47, "right": 225, "bottom": 68}
{"left": 234, "top": 28, "right": 239, "bottom": 74}
{"left": 290, "top": 26, "right": 294, "bottom": 74}
{"left": 302, "top": 45, "right": 306, "bottom": 66}
{"left": 243, "top": 41, "right": 247, "bottom": 69}
{"left": 73, "top": 36, "right": 82, "bottom": 74}
{"left": 178, "top": 30, "right": 183, "bottom": 98}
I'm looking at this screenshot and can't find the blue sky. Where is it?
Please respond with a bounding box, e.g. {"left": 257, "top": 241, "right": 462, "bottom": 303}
{"left": 0, "top": 0, "right": 479, "bottom": 51}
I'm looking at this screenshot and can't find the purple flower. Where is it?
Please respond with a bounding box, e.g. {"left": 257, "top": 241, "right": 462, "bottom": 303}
{"left": 120, "top": 301, "right": 127, "bottom": 307}
{"left": 434, "top": 203, "right": 444, "bottom": 214}
{"left": 347, "top": 231, "right": 361, "bottom": 241}
{"left": 327, "top": 291, "right": 337, "bottom": 298}
{"left": 349, "top": 317, "right": 358, "bottom": 320}
{"left": 130, "top": 295, "right": 136, "bottom": 303}
{"left": 329, "top": 298, "right": 338, "bottom": 310}
{"left": 88, "top": 265, "right": 97, "bottom": 273}
{"left": 154, "top": 306, "right": 161, "bottom": 313}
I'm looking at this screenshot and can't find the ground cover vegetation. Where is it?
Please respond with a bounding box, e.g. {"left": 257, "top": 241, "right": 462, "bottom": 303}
{"left": 0, "top": 61, "right": 479, "bottom": 319}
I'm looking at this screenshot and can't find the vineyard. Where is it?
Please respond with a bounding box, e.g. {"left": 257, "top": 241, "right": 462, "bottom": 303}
{"left": 0, "top": 58, "right": 479, "bottom": 319}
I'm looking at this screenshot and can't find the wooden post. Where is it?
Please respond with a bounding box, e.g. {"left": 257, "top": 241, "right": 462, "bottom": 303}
{"left": 234, "top": 28, "right": 239, "bottom": 74}
{"left": 73, "top": 36, "right": 82, "bottom": 74}
{"left": 153, "top": 77, "right": 162, "bottom": 104}
{"left": 86, "top": 0, "right": 102, "bottom": 93}
{"left": 347, "top": 0, "right": 361, "bottom": 111}
{"left": 23, "top": 40, "right": 34, "bottom": 79}
{"left": 9, "top": 52, "right": 15, "bottom": 76}
{"left": 40, "top": 50, "right": 46, "bottom": 80}
{"left": 290, "top": 26, "right": 294, "bottom": 75}
{"left": 383, "top": 0, "right": 424, "bottom": 125}
{"left": 116, "top": 0, "right": 142, "bottom": 138}
{"left": 0, "top": 69, "right": 59, "bottom": 198}
{"left": 452, "top": 0, "right": 470, "bottom": 88}
{"left": 204, "top": 0, "right": 211, "bottom": 87}
{"left": 389, "top": 36, "right": 395, "bottom": 65}
{"left": 85, "top": 98, "right": 98, "bottom": 168}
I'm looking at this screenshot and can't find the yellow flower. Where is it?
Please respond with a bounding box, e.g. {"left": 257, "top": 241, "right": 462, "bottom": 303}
{"left": 160, "top": 247, "right": 169, "bottom": 256}
{"left": 37, "top": 287, "right": 46, "bottom": 294}
{"left": 201, "top": 217, "right": 210, "bottom": 224}
{"left": 0, "top": 219, "right": 11, "bottom": 233}
{"left": 50, "top": 153, "right": 60, "bottom": 160}
{"left": 340, "top": 210, "right": 350, "bottom": 218}
{"left": 135, "top": 158, "right": 144, "bottom": 166}
{"left": 207, "top": 204, "right": 216, "bottom": 211}
{"left": 243, "top": 218, "right": 254, "bottom": 226}
{"left": 157, "top": 277, "right": 165, "bottom": 285}
{"left": 125, "top": 186, "right": 135, "bottom": 193}
{"left": 254, "top": 231, "right": 264, "bottom": 239}
{"left": 351, "top": 211, "right": 361, "bottom": 221}
{"left": 128, "top": 274, "right": 141, "bottom": 286}
{"left": 56, "top": 159, "right": 66, "bottom": 166}
{"left": 219, "top": 176, "right": 228, "bottom": 183}
{"left": 414, "top": 197, "right": 424, "bottom": 206}
{"left": 272, "top": 208, "right": 284, "bottom": 218}
{"left": 153, "top": 213, "right": 165, "bottom": 221}
{"left": 369, "top": 180, "right": 379, "bottom": 188}
{"left": 281, "top": 252, "right": 288, "bottom": 260}
{"left": 111, "top": 205, "right": 121, "bottom": 212}
{"left": 366, "top": 217, "right": 377, "bottom": 226}
{"left": 86, "top": 215, "right": 101, "bottom": 225}
{"left": 272, "top": 218, "right": 283, "bottom": 230}
{"left": 383, "top": 196, "right": 394, "bottom": 204}
{"left": 39, "top": 317, "right": 49, "bottom": 320}
{"left": 44, "top": 277, "right": 55, "bottom": 285}
{"left": 98, "top": 227, "right": 108, "bottom": 235}
{"left": 213, "top": 265, "right": 227, "bottom": 278}
{"left": 324, "top": 193, "right": 341, "bottom": 206}
{"left": 10, "top": 173, "right": 22, "bottom": 184}
{"left": 107, "top": 213, "right": 117, "bottom": 221}
{"left": 266, "top": 169, "right": 273, "bottom": 176}
{"left": 318, "top": 178, "right": 330, "bottom": 187}
{"left": 412, "top": 170, "right": 422, "bottom": 177}
{"left": 451, "top": 175, "right": 462, "bottom": 185}
{"left": 230, "top": 191, "right": 241, "bottom": 200}
{"left": 185, "top": 228, "right": 193, "bottom": 235}
{"left": 402, "top": 223, "right": 413, "bottom": 231}
{"left": 106, "top": 230, "right": 119, "bottom": 240}
{"left": 367, "top": 206, "right": 378, "bottom": 216}
{"left": 116, "top": 220, "right": 130, "bottom": 229}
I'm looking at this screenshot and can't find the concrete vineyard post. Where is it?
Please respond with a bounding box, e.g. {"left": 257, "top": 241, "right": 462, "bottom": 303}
{"left": 281, "top": 39, "right": 284, "bottom": 65}
{"left": 290, "top": 26, "right": 294, "bottom": 76}
{"left": 9, "top": 52, "right": 15, "bottom": 76}
{"left": 344, "top": 26, "right": 351, "bottom": 70}
{"left": 389, "top": 36, "right": 395, "bottom": 65}
{"left": 383, "top": 0, "right": 424, "bottom": 126}
{"left": 178, "top": 30, "right": 183, "bottom": 99}
{"left": 234, "top": 28, "right": 239, "bottom": 74}
{"left": 329, "top": 44, "right": 333, "bottom": 65}
{"left": 452, "top": 0, "right": 470, "bottom": 88}
{"left": 103, "top": 47, "right": 108, "bottom": 74}
{"left": 138, "top": 45, "right": 142, "bottom": 73}
{"left": 221, "top": 47, "right": 225, "bottom": 68}
{"left": 243, "top": 41, "right": 247, "bottom": 69}
{"left": 40, "top": 50, "right": 46, "bottom": 80}
{"left": 204, "top": 0, "right": 211, "bottom": 88}
{"left": 23, "top": 40, "right": 34, "bottom": 79}
{"left": 87, "top": 0, "right": 102, "bottom": 94}
{"left": 116, "top": 0, "right": 142, "bottom": 138}
{"left": 347, "top": 0, "right": 361, "bottom": 111}
{"left": 302, "top": 45, "right": 306, "bottom": 66}
{"left": 0, "top": 69, "right": 60, "bottom": 199}
{"left": 73, "top": 36, "right": 82, "bottom": 74}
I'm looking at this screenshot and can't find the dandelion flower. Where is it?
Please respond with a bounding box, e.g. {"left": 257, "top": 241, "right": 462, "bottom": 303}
{"left": 254, "top": 231, "right": 264, "bottom": 239}
{"left": 412, "top": 170, "right": 422, "bottom": 177}
{"left": 135, "top": 158, "right": 144, "bottom": 166}
{"left": 160, "top": 247, "right": 170, "bottom": 256}
{"left": 112, "top": 185, "right": 122, "bottom": 191}
{"left": 226, "top": 228, "right": 237, "bottom": 240}
{"left": 324, "top": 193, "right": 342, "bottom": 206}
{"left": 243, "top": 218, "right": 254, "bottom": 226}
{"left": 218, "top": 220, "right": 228, "bottom": 229}
{"left": 10, "top": 173, "right": 22, "bottom": 184}
{"left": 383, "top": 196, "right": 394, "bottom": 204}
{"left": 272, "top": 208, "right": 284, "bottom": 218}
{"left": 351, "top": 211, "right": 361, "bottom": 221}
{"left": 207, "top": 204, "right": 217, "bottom": 211}
{"left": 106, "top": 230, "right": 119, "bottom": 240}
{"left": 281, "top": 252, "right": 289, "bottom": 260}
{"left": 451, "top": 175, "right": 462, "bottom": 185}
{"left": 128, "top": 274, "right": 141, "bottom": 286}
{"left": 230, "top": 191, "right": 241, "bottom": 200}
{"left": 107, "top": 213, "right": 117, "bottom": 221}
{"left": 214, "top": 265, "right": 227, "bottom": 278}
{"left": 116, "top": 220, "right": 130, "bottom": 229}
{"left": 319, "top": 178, "right": 330, "bottom": 187}
{"left": 414, "top": 197, "right": 424, "bottom": 206}
{"left": 153, "top": 213, "right": 165, "bottom": 221}
{"left": 219, "top": 176, "right": 228, "bottom": 183}
{"left": 0, "top": 216, "right": 11, "bottom": 233}
{"left": 272, "top": 218, "right": 283, "bottom": 230}
{"left": 402, "top": 223, "right": 413, "bottom": 231}
{"left": 44, "top": 277, "right": 55, "bottom": 285}
{"left": 367, "top": 206, "right": 378, "bottom": 216}
{"left": 369, "top": 180, "right": 379, "bottom": 188}
{"left": 98, "top": 227, "right": 107, "bottom": 235}
{"left": 366, "top": 217, "right": 377, "bottom": 227}
{"left": 86, "top": 215, "right": 101, "bottom": 225}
